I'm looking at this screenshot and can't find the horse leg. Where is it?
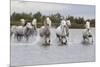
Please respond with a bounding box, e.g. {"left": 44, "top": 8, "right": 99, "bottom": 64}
{"left": 66, "top": 30, "right": 69, "bottom": 37}
{"left": 25, "top": 35, "right": 29, "bottom": 41}
{"left": 43, "top": 36, "right": 47, "bottom": 45}
{"left": 17, "top": 35, "right": 21, "bottom": 41}
{"left": 83, "top": 35, "right": 86, "bottom": 42}
{"left": 92, "top": 37, "right": 93, "bottom": 43}
{"left": 48, "top": 36, "right": 50, "bottom": 44}
{"left": 44, "top": 36, "right": 50, "bottom": 46}
{"left": 56, "top": 34, "right": 60, "bottom": 41}
{"left": 88, "top": 36, "right": 93, "bottom": 44}
{"left": 61, "top": 36, "right": 67, "bottom": 45}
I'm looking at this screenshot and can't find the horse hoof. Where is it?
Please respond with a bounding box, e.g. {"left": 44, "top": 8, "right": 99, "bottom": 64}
{"left": 63, "top": 42, "right": 66, "bottom": 45}
{"left": 61, "top": 42, "right": 66, "bottom": 45}
{"left": 63, "top": 42, "right": 67, "bottom": 45}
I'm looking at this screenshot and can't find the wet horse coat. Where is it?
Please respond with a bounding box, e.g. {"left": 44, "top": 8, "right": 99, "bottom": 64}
{"left": 82, "top": 21, "right": 93, "bottom": 44}
{"left": 82, "top": 29, "right": 93, "bottom": 44}
{"left": 12, "top": 22, "right": 36, "bottom": 41}
{"left": 56, "top": 20, "right": 71, "bottom": 45}
{"left": 39, "top": 17, "right": 51, "bottom": 45}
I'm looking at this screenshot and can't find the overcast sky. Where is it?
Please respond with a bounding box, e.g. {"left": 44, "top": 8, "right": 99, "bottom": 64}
{"left": 11, "top": 0, "right": 95, "bottom": 19}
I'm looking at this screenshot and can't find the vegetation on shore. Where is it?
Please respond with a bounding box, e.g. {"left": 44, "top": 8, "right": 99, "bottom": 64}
{"left": 10, "top": 12, "right": 95, "bottom": 28}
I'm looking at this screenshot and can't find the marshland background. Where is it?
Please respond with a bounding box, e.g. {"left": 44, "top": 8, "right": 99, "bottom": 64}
{"left": 10, "top": 12, "right": 95, "bottom": 28}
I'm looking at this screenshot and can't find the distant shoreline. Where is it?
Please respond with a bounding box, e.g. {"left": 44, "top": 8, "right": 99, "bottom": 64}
{"left": 10, "top": 22, "right": 95, "bottom": 29}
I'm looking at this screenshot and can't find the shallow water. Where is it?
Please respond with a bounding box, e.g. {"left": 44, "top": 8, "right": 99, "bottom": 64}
{"left": 10, "top": 28, "right": 95, "bottom": 66}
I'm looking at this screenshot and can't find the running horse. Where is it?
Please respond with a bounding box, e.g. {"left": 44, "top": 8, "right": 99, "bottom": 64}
{"left": 39, "top": 17, "right": 51, "bottom": 46}
{"left": 82, "top": 21, "right": 93, "bottom": 44}
{"left": 12, "top": 19, "right": 34, "bottom": 41}
{"left": 56, "top": 19, "right": 71, "bottom": 45}
{"left": 32, "top": 18, "right": 37, "bottom": 35}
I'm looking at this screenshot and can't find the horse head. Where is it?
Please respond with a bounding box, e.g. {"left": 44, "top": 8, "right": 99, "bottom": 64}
{"left": 32, "top": 18, "right": 37, "bottom": 26}
{"left": 46, "top": 17, "right": 51, "bottom": 28}
{"left": 61, "top": 20, "right": 66, "bottom": 27}
{"left": 85, "top": 21, "right": 90, "bottom": 29}
{"left": 66, "top": 20, "right": 71, "bottom": 26}
{"left": 20, "top": 19, "right": 25, "bottom": 26}
{"left": 26, "top": 22, "right": 33, "bottom": 29}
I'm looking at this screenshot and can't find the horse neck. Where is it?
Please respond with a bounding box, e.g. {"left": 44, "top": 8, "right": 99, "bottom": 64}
{"left": 66, "top": 23, "right": 69, "bottom": 27}
{"left": 60, "top": 25, "right": 66, "bottom": 34}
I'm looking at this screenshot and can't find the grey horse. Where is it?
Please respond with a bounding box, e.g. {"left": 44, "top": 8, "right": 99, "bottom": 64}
{"left": 39, "top": 17, "right": 51, "bottom": 46}
{"left": 12, "top": 22, "right": 35, "bottom": 41}
{"left": 82, "top": 29, "right": 93, "bottom": 44}
{"left": 82, "top": 21, "right": 93, "bottom": 44}
{"left": 56, "top": 20, "right": 71, "bottom": 45}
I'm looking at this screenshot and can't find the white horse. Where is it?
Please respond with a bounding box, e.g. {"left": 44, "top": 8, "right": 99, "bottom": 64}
{"left": 13, "top": 22, "right": 34, "bottom": 41}
{"left": 56, "top": 20, "right": 71, "bottom": 45}
{"left": 11, "top": 18, "right": 38, "bottom": 41}
{"left": 10, "top": 19, "right": 25, "bottom": 37}
{"left": 82, "top": 21, "right": 93, "bottom": 44}
{"left": 46, "top": 17, "right": 51, "bottom": 28}
{"left": 24, "top": 22, "right": 35, "bottom": 40}
{"left": 14, "top": 25, "right": 26, "bottom": 41}
{"left": 39, "top": 17, "right": 51, "bottom": 46}
{"left": 32, "top": 18, "right": 37, "bottom": 35}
